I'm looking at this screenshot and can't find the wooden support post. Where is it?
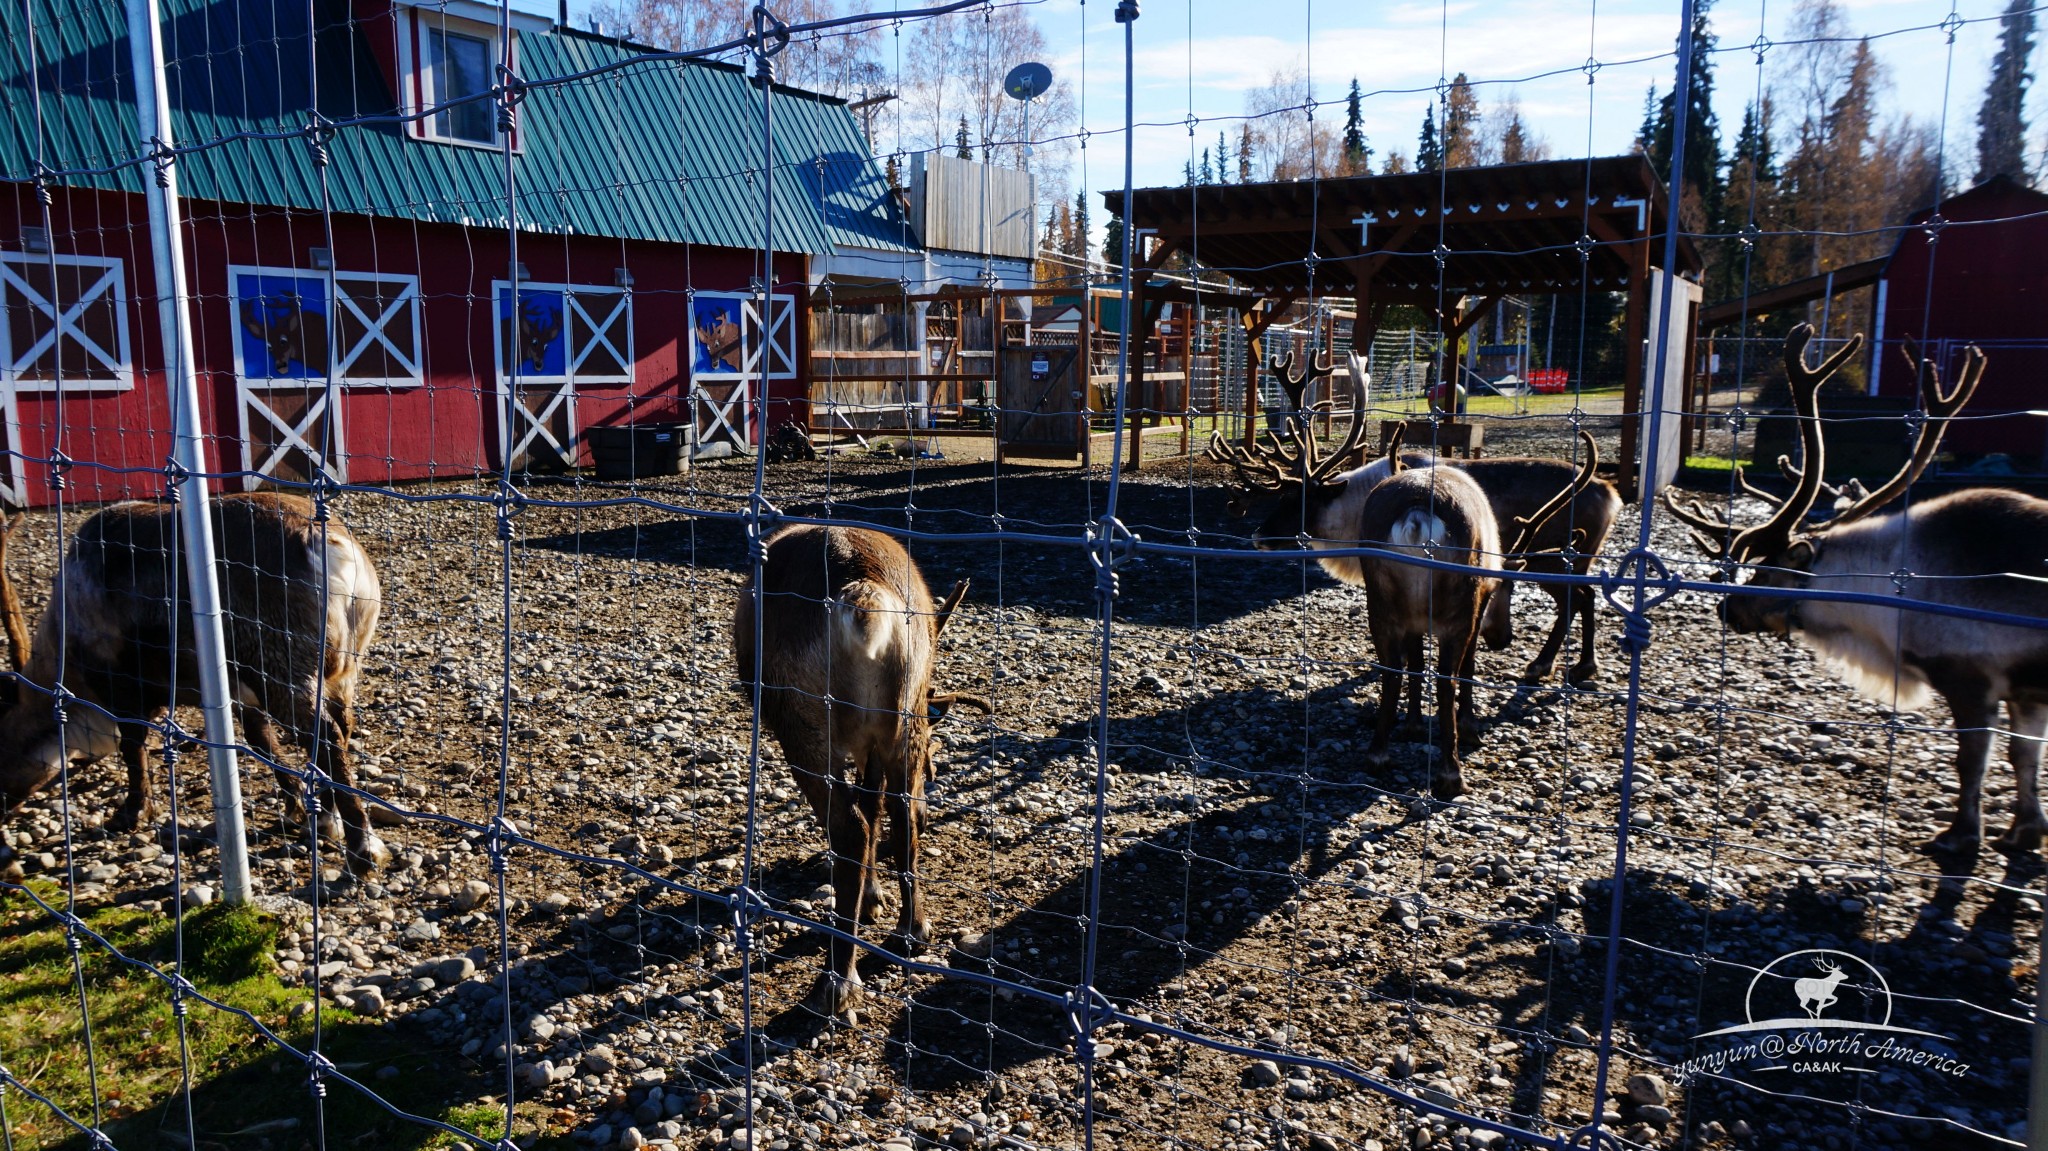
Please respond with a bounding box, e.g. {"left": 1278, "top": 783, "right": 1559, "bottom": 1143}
{"left": 1618, "top": 238, "right": 1652, "bottom": 500}
{"left": 1078, "top": 288, "right": 1094, "bottom": 468}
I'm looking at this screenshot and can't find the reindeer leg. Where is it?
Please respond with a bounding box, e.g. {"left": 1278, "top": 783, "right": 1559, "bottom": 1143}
{"left": 1433, "top": 614, "right": 1477, "bottom": 800}
{"left": 1456, "top": 616, "right": 1482, "bottom": 741}
{"left": 1522, "top": 580, "right": 1573, "bottom": 685}
{"left": 110, "top": 721, "right": 158, "bottom": 832}
{"left": 1566, "top": 582, "right": 1602, "bottom": 686}
{"left": 1364, "top": 608, "right": 1404, "bottom": 768}
{"left": 885, "top": 758, "right": 932, "bottom": 954}
{"left": 1928, "top": 689, "right": 1996, "bottom": 857}
{"left": 279, "top": 686, "right": 385, "bottom": 879}
{"left": 1400, "top": 634, "right": 1427, "bottom": 739}
{"left": 810, "top": 761, "right": 881, "bottom": 1020}
{"left": 241, "top": 703, "right": 327, "bottom": 838}
{"left": 1993, "top": 699, "right": 2046, "bottom": 854}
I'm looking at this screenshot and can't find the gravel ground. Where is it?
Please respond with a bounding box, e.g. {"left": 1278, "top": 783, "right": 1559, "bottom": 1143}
{"left": 1, "top": 416, "right": 2039, "bottom": 1151}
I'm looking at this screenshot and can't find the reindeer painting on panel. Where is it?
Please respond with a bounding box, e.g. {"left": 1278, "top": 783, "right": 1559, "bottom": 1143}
{"left": 1665, "top": 325, "right": 2048, "bottom": 859}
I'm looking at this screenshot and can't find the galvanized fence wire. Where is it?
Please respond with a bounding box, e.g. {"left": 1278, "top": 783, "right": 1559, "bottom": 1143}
{"left": 0, "top": 0, "right": 2043, "bottom": 1149}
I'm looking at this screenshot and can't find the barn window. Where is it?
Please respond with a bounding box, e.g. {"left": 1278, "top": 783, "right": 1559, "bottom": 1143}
{"left": 227, "top": 266, "right": 423, "bottom": 388}
{"left": 491, "top": 281, "right": 634, "bottom": 472}
{"left": 401, "top": 7, "right": 516, "bottom": 149}
{"left": 424, "top": 25, "right": 494, "bottom": 144}
{"left": 0, "top": 251, "right": 131, "bottom": 392}
{"left": 493, "top": 283, "right": 633, "bottom": 386}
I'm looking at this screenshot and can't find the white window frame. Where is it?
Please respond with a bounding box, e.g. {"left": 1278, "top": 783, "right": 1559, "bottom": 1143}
{"left": 689, "top": 290, "right": 797, "bottom": 381}
{"left": 492, "top": 281, "right": 634, "bottom": 468}
{"left": 0, "top": 251, "right": 132, "bottom": 393}
{"left": 397, "top": 6, "right": 520, "bottom": 151}
{"left": 227, "top": 265, "right": 423, "bottom": 389}
{"left": 491, "top": 281, "right": 634, "bottom": 387}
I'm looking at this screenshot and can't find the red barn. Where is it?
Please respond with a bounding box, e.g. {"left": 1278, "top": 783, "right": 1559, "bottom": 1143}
{"left": 0, "top": 0, "right": 916, "bottom": 506}
{"left": 1872, "top": 177, "right": 2048, "bottom": 468}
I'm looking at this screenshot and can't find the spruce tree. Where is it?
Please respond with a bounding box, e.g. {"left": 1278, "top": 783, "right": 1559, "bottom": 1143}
{"left": 1238, "top": 123, "right": 1255, "bottom": 182}
{"left": 1417, "top": 105, "right": 1440, "bottom": 172}
{"left": 1072, "top": 189, "right": 1092, "bottom": 266}
{"left": 1650, "top": 0, "right": 1725, "bottom": 228}
{"left": 955, "top": 117, "right": 973, "bottom": 160}
{"left": 1440, "top": 74, "right": 1480, "bottom": 167}
{"left": 1975, "top": 0, "right": 2035, "bottom": 184}
{"left": 1102, "top": 216, "right": 1125, "bottom": 268}
{"left": 1342, "top": 78, "right": 1369, "bottom": 174}
{"left": 1634, "top": 84, "right": 1659, "bottom": 155}
{"left": 1218, "top": 131, "right": 1231, "bottom": 182}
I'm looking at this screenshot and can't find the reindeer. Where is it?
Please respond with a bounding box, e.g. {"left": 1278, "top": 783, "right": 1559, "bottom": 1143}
{"left": 1213, "top": 353, "right": 1622, "bottom": 684}
{"left": 731, "top": 525, "right": 990, "bottom": 1019}
{"left": 1663, "top": 325, "right": 2048, "bottom": 858}
{"left": 239, "top": 294, "right": 328, "bottom": 376}
{"left": 0, "top": 495, "right": 389, "bottom": 878}
{"left": 1794, "top": 956, "right": 1851, "bottom": 1019}
{"left": 515, "top": 300, "right": 563, "bottom": 373}
{"left": 1355, "top": 427, "right": 1601, "bottom": 797}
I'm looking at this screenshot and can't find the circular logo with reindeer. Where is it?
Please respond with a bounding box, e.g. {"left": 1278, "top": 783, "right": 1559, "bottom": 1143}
{"left": 1681, "top": 949, "right": 1967, "bottom": 1085}
{"left": 1740, "top": 949, "right": 1896, "bottom": 1031}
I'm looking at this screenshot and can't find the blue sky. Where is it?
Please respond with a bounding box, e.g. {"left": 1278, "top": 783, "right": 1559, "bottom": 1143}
{"left": 555, "top": 0, "right": 2037, "bottom": 194}
{"left": 1034, "top": 0, "right": 2034, "bottom": 193}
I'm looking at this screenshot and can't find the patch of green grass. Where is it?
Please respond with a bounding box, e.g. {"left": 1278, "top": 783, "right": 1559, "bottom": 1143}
{"left": 1682, "top": 453, "right": 1754, "bottom": 473}
{"left": 0, "top": 884, "right": 569, "bottom": 1150}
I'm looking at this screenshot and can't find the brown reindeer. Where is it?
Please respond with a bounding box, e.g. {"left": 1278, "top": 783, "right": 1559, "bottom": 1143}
{"left": 1664, "top": 326, "right": 2048, "bottom": 858}
{"left": 0, "top": 495, "right": 389, "bottom": 877}
{"left": 731, "top": 525, "right": 989, "bottom": 1019}
{"left": 239, "top": 294, "right": 328, "bottom": 376}
{"left": 1354, "top": 428, "right": 1600, "bottom": 797}
{"left": 1214, "top": 361, "right": 1621, "bottom": 684}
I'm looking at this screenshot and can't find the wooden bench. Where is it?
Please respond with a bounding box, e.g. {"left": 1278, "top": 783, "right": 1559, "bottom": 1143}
{"left": 1378, "top": 419, "right": 1484, "bottom": 459}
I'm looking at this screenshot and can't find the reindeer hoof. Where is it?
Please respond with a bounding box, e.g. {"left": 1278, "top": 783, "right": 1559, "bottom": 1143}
{"left": 1924, "top": 827, "right": 1981, "bottom": 858}
{"left": 1565, "top": 663, "right": 1600, "bottom": 688}
{"left": 858, "top": 881, "right": 891, "bottom": 926}
{"left": 347, "top": 833, "right": 391, "bottom": 877}
{"left": 1993, "top": 821, "right": 2045, "bottom": 854}
{"left": 891, "top": 917, "right": 934, "bottom": 958}
{"left": 1431, "top": 770, "right": 1467, "bottom": 801}
{"left": 110, "top": 802, "right": 158, "bottom": 834}
{"left": 805, "top": 970, "right": 864, "bottom": 1021}
{"left": 1519, "top": 662, "right": 1557, "bottom": 685}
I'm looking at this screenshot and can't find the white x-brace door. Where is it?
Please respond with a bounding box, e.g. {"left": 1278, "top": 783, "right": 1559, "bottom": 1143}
{"left": 236, "top": 380, "right": 345, "bottom": 490}
{"left": 0, "top": 253, "right": 133, "bottom": 506}
{"left": 494, "top": 284, "right": 631, "bottom": 471}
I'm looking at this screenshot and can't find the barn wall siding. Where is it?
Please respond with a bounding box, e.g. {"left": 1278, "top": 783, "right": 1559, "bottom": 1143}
{"left": 1876, "top": 179, "right": 2048, "bottom": 467}
{"left": 3, "top": 187, "right": 807, "bottom": 505}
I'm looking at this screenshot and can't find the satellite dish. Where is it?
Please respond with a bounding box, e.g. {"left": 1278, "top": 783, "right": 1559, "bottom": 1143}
{"left": 1004, "top": 61, "right": 1053, "bottom": 101}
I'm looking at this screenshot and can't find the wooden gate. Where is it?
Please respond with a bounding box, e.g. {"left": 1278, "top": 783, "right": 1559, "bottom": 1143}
{"left": 997, "top": 345, "right": 1083, "bottom": 461}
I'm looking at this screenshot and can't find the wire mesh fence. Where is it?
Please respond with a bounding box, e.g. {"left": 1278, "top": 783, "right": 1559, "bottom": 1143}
{"left": 0, "top": 1, "right": 2043, "bottom": 1150}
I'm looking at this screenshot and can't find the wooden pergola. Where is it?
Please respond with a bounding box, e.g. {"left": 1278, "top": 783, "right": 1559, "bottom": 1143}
{"left": 1107, "top": 155, "right": 1704, "bottom": 497}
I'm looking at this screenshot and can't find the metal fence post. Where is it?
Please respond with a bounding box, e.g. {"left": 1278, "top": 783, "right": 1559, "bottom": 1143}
{"left": 126, "top": 0, "right": 251, "bottom": 904}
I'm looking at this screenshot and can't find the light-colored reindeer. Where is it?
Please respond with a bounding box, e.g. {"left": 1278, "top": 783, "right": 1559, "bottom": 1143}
{"left": 1794, "top": 956, "right": 1851, "bottom": 1019}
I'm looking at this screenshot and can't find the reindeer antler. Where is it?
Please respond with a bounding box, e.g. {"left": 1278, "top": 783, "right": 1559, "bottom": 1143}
{"left": 1506, "top": 431, "right": 1599, "bottom": 565}
{"left": 1724, "top": 324, "right": 1863, "bottom": 562}
{"left": 1269, "top": 349, "right": 1335, "bottom": 415}
{"left": 933, "top": 578, "right": 971, "bottom": 636}
{"left": 1207, "top": 430, "right": 1292, "bottom": 490}
{"left": 1819, "top": 339, "right": 1982, "bottom": 527}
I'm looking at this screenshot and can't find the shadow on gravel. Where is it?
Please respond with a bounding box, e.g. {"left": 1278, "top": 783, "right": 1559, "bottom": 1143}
{"left": 515, "top": 470, "right": 1320, "bottom": 628}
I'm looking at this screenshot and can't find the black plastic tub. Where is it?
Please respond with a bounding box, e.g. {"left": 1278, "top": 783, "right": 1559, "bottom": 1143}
{"left": 587, "top": 423, "right": 686, "bottom": 481}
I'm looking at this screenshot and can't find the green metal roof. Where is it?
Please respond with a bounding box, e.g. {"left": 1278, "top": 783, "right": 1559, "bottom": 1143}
{"left": 0, "top": 0, "right": 916, "bottom": 255}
